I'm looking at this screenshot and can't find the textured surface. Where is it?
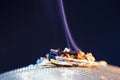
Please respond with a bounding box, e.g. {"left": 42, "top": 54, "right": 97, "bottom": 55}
{"left": 0, "top": 65, "right": 120, "bottom": 80}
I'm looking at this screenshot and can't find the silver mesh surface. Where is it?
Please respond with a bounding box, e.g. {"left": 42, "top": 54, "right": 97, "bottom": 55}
{"left": 0, "top": 65, "right": 120, "bottom": 80}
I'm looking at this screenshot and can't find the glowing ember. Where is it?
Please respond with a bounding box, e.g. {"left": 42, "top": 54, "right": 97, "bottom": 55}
{"left": 36, "top": 48, "right": 104, "bottom": 68}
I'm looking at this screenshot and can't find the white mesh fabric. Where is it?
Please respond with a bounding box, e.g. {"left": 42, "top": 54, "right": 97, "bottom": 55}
{"left": 0, "top": 65, "right": 120, "bottom": 80}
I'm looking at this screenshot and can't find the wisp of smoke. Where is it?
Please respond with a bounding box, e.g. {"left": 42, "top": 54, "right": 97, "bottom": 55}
{"left": 58, "top": 0, "right": 80, "bottom": 50}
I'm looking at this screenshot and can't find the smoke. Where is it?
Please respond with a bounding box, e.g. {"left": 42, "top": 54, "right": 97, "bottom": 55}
{"left": 58, "top": 0, "right": 80, "bottom": 50}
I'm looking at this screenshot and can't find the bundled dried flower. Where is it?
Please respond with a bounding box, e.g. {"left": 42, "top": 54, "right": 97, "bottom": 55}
{"left": 85, "top": 53, "right": 95, "bottom": 62}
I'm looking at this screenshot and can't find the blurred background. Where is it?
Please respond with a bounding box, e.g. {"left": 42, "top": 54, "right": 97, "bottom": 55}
{"left": 0, "top": 0, "right": 120, "bottom": 73}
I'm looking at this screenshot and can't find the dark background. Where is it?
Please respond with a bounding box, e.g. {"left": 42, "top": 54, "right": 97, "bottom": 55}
{"left": 0, "top": 0, "right": 120, "bottom": 73}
